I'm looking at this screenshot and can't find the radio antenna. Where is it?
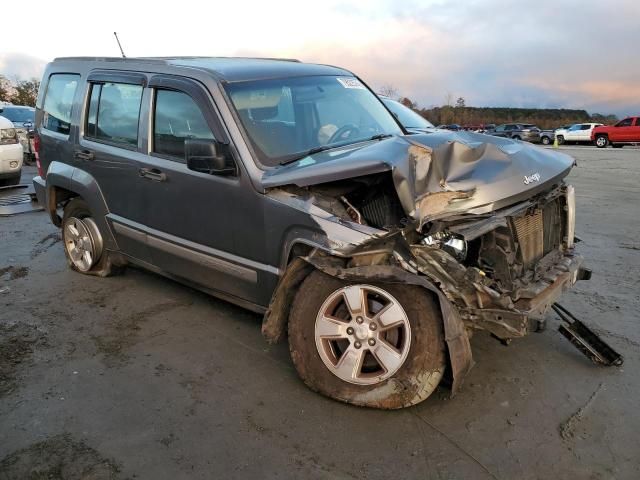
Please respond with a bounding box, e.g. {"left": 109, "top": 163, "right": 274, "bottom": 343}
{"left": 113, "top": 32, "right": 126, "bottom": 58}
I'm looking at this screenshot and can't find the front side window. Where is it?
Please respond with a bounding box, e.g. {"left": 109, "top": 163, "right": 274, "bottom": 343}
{"left": 42, "top": 74, "right": 79, "bottom": 135}
{"left": 86, "top": 82, "right": 143, "bottom": 146}
{"left": 618, "top": 118, "right": 633, "bottom": 127}
{"left": 495, "top": 125, "right": 505, "bottom": 132}
{"left": 153, "top": 89, "right": 214, "bottom": 160}
{"left": 569, "top": 124, "right": 580, "bottom": 131}
{"left": 225, "top": 76, "right": 402, "bottom": 166}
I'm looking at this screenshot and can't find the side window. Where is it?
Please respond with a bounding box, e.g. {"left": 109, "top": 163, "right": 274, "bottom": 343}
{"left": 635, "top": 118, "right": 640, "bottom": 127}
{"left": 42, "top": 74, "right": 80, "bottom": 135}
{"left": 495, "top": 125, "right": 505, "bottom": 132}
{"left": 581, "top": 124, "right": 591, "bottom": 130}
{"left": 618, "top": 118, "right": 633, "bottom": 127}
{"left": 85, "top": 82, "right": 143, "bottom": 146}
{"left": 153, "top": 89, "right": 214, "bottom": 160}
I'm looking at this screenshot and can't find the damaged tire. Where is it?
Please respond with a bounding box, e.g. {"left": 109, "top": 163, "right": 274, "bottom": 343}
{"left": 62, "top": 198, "right": 122, "bottom": 277}
{"left": 288, "top": 270, "right": 445, "bottom": 409}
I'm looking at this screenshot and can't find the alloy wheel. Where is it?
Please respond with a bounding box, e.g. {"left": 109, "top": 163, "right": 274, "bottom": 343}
{"left": 314, "top": 284, "right": 411, "bottom": 385}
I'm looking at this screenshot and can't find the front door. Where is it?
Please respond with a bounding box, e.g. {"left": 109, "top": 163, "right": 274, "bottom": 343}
{"left": 136, "top": 76, "right": 275, "bottom": 307}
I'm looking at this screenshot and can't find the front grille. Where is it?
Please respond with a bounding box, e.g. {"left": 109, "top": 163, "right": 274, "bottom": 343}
{"left": 511, "top": 198, "right": 564, "bottom": 268}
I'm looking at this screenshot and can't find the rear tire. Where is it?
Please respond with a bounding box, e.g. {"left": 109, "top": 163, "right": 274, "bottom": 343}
{"left": 62, "top": 198, "right": 123, "bottom": 277}
{"left": 612, "top": 143, "right": 623, "bottom": 148}
{"left": 288, "top": 270, "right": 446, "bottom": 409}
{"left": 595, "top": 135, "right": 609, "bottom": 148}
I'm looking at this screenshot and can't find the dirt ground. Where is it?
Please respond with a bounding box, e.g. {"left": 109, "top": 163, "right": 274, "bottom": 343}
{"left": 1, "top": 147, "right": 639, "bottom": 479}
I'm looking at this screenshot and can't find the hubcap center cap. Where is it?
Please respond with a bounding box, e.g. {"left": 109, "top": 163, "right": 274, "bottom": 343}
{"left": 353, "top": 322, "right": 371, "bottom": 341}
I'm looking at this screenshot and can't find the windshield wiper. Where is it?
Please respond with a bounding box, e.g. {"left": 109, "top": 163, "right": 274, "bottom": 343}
{"left": 278, "top": 134, "right": 394, "bottom": 166}
{"left": 279, "top": 145, "right": 336, "bottom": 166}
{"left": 369, "top": 133, "right": 393, "bottom": 141}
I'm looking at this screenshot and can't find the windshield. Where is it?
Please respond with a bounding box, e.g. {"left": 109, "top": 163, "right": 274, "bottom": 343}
{"left": 1, "top": 107, "right": 35, "bottom": 123}
{"left": 382, "top": 98, "right": 434, "bottom": 129}
{"left": 225, "top": 76, "right": 402, "bottom": 166}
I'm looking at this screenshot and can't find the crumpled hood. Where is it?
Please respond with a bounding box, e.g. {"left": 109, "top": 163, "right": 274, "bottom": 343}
{"left": 262, "top": 130, "right": 575, "bottom": 223}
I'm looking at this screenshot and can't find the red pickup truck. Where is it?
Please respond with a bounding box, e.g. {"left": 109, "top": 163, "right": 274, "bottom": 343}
{"left": 592, "top": 116, "right": 640, "bottom": 148}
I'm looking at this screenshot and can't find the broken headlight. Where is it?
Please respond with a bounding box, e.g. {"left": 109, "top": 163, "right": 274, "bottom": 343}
{"left": 422, "top": 231, "right": 467, "bottom": 261}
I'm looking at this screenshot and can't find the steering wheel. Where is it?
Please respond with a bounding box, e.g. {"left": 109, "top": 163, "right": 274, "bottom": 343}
{"left": 328, "top": 124, "right": 360, "bottom": 144}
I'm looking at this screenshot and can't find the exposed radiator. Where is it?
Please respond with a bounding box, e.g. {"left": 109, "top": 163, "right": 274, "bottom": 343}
{"left": 511, "top": 198, "right": 564, "bottom": 268}
{"left": 512, "top": 209, "right": 544, "bottom": 267}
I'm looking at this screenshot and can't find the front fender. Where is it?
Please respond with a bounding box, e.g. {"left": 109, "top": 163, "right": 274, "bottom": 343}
{"left": 262, "top": 258, "right": 474, "bottom": 395}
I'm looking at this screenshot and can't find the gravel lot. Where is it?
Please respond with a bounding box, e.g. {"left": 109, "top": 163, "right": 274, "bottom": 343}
{"left": 1, "top": 146, "right": 639, "bottom": 479}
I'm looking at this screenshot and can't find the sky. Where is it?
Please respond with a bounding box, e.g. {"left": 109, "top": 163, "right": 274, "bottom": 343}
{"left": 1, "top": 0, "right": 638, "bottom": 117}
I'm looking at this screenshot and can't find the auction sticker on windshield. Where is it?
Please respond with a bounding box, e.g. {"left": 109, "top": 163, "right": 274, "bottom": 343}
{"left": 337, "top": 77, "right": 365, "bottom": 89}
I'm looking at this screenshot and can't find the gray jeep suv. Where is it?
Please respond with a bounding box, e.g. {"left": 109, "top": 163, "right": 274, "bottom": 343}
{"left": 32, "top": 57, "right": 588, "bottom": 409}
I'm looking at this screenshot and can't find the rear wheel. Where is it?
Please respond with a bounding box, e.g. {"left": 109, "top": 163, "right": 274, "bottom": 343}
{"left": 62, "top": 198, "right": 122, "bottom": 277}
{"left": 288, "top": 270, "right": 445, "bottom": 409}
{"left": 512, "top": 135, "right": 521, "bottom": 141}
{"left": 612, "top": 143, "right": 623, "bottom": 148}
{"left": 595, "top": 135, "right": 609, "bottom": 148}
{"left": 557, "top": 135, "right": 565, "bottom": 145}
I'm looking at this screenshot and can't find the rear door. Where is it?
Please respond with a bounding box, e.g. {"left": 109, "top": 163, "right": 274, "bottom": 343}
{"left": 135, "top": 75, "right": 272, "bottom": 306}
{"left": 77, "top": 72, "right": 151, "bottom": 262}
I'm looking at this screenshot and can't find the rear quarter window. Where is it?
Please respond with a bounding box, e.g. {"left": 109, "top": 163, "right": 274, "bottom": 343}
{"left": 42, "top": 74, "right": 80, "bottom": 135}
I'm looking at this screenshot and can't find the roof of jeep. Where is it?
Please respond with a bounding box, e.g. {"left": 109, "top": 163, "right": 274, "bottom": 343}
{"left": 52, "top": 56, "right": 353, "bottom": 83}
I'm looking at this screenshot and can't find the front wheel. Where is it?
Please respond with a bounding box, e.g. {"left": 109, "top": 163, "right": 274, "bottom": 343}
{"left": 595, "top": 135, "right": 609, "bottom": 148}
{"left": 541, "top": 136, "right": 551, "bottom": 145}
{"left": 288, "top": 270, "right": 446, "bottom": 409}
{"left": 557, "top": 135, "right": 565, "bottom": 145}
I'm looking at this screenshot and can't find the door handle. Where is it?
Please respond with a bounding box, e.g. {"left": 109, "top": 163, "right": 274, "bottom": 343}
{"left": 139, "top": 167, "right": 167, "bottom": 182}
{"left": 74, "top": 149, "right": 95, "bottom": 161}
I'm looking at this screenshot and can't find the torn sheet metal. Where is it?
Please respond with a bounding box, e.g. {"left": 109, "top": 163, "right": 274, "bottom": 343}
{"left": 261, "top": 131, "right": 575, "bottom": 224}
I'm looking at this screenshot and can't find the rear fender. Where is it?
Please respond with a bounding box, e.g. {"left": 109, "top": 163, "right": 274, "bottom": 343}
{"left": 44, "top": 161, "right": 118, "bottom": 250}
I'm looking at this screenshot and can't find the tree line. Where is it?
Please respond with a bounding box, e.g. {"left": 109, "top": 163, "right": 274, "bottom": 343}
{"left": 379, "top": 86, "right": 620, "bottom": 129}
{"left": 0, "top": 75, "right": 40, "bottom": 107}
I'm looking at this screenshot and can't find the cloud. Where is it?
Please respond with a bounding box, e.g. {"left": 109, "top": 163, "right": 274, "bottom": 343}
{"left": 1, "top": 0, "right": 637, "bottom": 117}
{"left": 0, "top": 53, "right": 47, "bottom": 81}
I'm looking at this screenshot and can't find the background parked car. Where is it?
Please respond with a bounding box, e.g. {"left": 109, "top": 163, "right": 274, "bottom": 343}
{"left": 0, "top": 115, "right": 24, "bottom": 186}
{"left": 554, "top": 123, "right": 603, "bottom": 145}
{"left": 436, "top": 124, "right": 462, "bottom": 131}
{"left": 592, "top": 117, "right": 640, "bottom": 148}
{"left": 0, "top": 105, "right": 36, "bottom": 157}
{"left": 485, "top": 123, "right": 541, "bottom": 143}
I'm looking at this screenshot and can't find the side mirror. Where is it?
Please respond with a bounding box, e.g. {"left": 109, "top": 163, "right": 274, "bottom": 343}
{"left": 185, "top": 139, "right": 235, "bottom": 176}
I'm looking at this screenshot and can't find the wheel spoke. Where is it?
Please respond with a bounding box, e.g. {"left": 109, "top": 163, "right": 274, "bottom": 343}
{"left": 69, "top": 246, "right": 82, "bottom": 262}
{"left": 372, "top": 339, "right": 403, "bottom": 374}
{"left": 334, "top": 346, "right": 364, "bottom": 381}
{"left": 82, "top": 250, "right": 93, "bottom": 269}
{"left": 342, "top": 285, "right": 365, "bottom": 316}
{"left": 316, "top": 314, "right": 347, "bottom": 339}
{"left": 66, "top": 223, "right": 79, "bottom": 240}
{"left": 375, "top": 301, "right": 406, "bottom": 329}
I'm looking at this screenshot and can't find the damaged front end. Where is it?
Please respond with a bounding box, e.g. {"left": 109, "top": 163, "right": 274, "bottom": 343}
{"left": 262, "top": 131, "right": 594, "bottom": 391}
